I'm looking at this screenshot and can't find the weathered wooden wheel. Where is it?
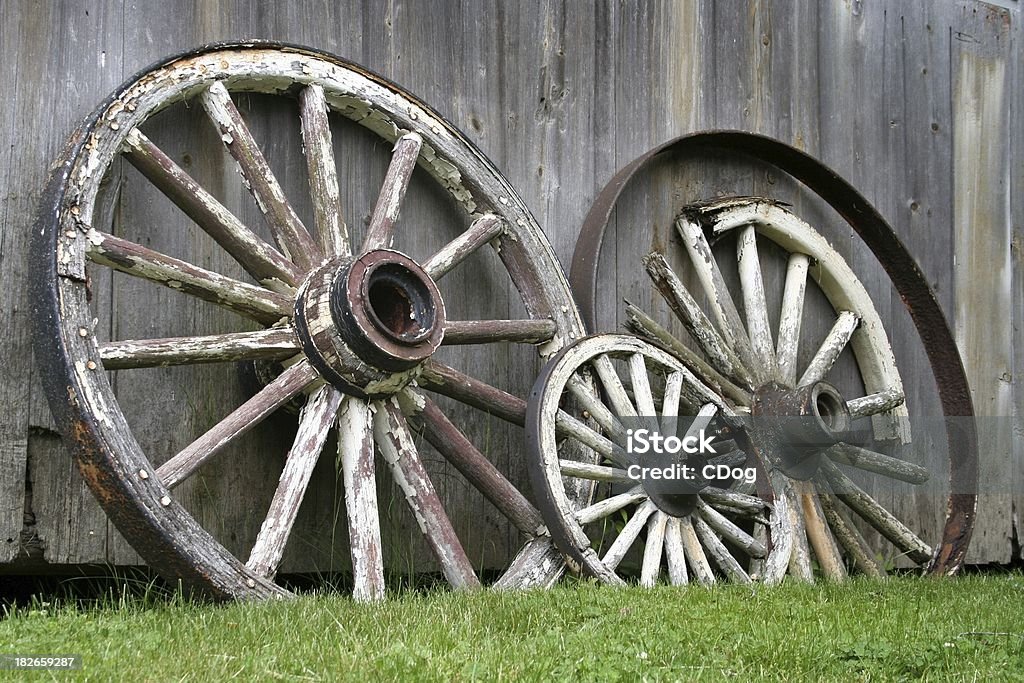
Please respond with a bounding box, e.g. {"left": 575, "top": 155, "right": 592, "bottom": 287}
{"left": 570, "top": 132, "right": 977, "bottom": 578}
{"left": 32, "top": 42, "right": 584, "bottom": 600}
{"left": 527, "top": 334, "right": 792, "bottom": 586}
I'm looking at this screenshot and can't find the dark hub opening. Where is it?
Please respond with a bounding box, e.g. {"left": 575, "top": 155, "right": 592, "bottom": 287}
{"left": 365, "top": 263, "right": 436, "bottom": 344}
{"left": 811, "top": 383, "right": 849, "bottom": 435}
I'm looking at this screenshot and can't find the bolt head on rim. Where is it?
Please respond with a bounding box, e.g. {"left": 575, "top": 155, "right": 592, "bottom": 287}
{"left": 294, "top": 249, "right": 446, "bottom": 398}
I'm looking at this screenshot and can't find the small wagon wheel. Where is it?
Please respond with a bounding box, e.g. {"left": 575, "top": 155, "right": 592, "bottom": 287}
{"left": 527, "top": 334, "right": 792, "bottom": 586}
{"left": 570, "top": 132, "right": 977, "bottom": 578}
{"left": 33, "top": 42, "right": 584, "bottom": 600}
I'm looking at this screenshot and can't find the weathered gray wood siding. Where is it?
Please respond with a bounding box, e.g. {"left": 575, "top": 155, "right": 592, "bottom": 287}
{"left": 0, "top": 0, "right": 1019, "bottom": 571}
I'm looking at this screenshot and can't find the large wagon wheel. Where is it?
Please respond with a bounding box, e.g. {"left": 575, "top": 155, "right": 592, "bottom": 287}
{"left": 527, "top": 334, "right": 792, "bottom": 586}
{"left": 32, "top": 42, "right": 584, "bottom": 600}
{"left": 570, "top": 132, "right": 977, "bottom": 578}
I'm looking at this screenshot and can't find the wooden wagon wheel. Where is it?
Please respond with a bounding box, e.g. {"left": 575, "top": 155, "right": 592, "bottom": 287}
{"left": 527, "top": 334, "right": 792, "bottom": 586}
{"left": 570, "top": 132, "right": 977, "bottom": 578}
{"left": 32, "top": 42, "right": 585, "bottom": 600}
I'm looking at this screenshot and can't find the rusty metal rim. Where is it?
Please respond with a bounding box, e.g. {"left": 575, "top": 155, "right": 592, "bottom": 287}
{"left": 569, "top": 131, "right": 976, "bottom": 575}
{"left": 32, "top": 41, "right": 586, "bottom": 599}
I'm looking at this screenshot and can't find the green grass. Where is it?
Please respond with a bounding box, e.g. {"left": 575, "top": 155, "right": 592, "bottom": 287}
{"left": 2, "top": 575, "right": 1022, "bottom": 681}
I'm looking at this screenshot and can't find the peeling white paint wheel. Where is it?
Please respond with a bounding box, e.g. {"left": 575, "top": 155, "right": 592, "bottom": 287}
{"left": 526, "top": 334, "right": 792, "bottom": 586}
{"left": 33, "top": 42, "right": 585, "bottom": 600}
{"left": 626, "top": 197, "right": 935, "bottom": 580}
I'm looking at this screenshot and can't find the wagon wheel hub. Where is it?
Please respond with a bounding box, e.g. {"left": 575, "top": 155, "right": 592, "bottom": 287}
{"left": 294, "top": 249, "right": 446, "bottom": 398}
{"left": 751, "top": 381, "right": 852, "bottom": 480}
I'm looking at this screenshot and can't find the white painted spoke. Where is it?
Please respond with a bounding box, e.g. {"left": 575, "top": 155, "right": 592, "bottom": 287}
{"left": 338, "top": 397, "right": 385, "bottom": 602}
{"left": 775, "top": 252, "right": 810, "bottom": 385}
{"left": 423, "top": 214, "right": 503, "bottom": 281}
{"left": 847, "top": 388, "right": 905, "bottom": 418}
{"left": 640, "top": 512, "right": 668, "bottom": 587}
{"left": 736, "top": 225, "right": 779, "bottom": 377}
{"left": 663, "top": 517, "right": 689, "bottom": 585}
{"left": 558, "top": 460, "right": 632, "bottom": 484}
{"left": 798, "top": 311, "right": 860, "bottom": 386}
{"left": 361, "top": 133, "right": 423, "bottom": 252}
{"left": 99, "top": 327, "right": 298, "bottom": 370}
{"left": 601, "top": 499, "right": 657, "bottom": 570}
{"left": 299, "top": 84, "right": 350, "bottom": 257}
{"left": 575, "top": 486, "right": 646, "bottom": 525}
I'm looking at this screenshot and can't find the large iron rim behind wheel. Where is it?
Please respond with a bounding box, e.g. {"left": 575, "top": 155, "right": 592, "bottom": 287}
{"left": 569, "top": 131, "right": 977, "bottom": 577}
{"left": 32, "top": 42, "right": 584, "bottom": 601}
{"left": 527, "top": 334, "right": 793, "bottom": 586}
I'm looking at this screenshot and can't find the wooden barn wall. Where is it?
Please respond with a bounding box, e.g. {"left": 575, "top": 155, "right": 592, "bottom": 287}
{"left": 0, "top": 0, "right": 1019, "bottom": 573}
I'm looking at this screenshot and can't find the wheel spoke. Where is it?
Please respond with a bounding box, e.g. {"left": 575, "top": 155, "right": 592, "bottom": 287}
{"left": 847, "top": 388, "right": 905, "bottom": 418}
{"left": 819, "top": 459, "right": 933, "bottom": 563}
{"left": 559, "top": 460, "right": 632, "bottom": 484}
{"left": 627, "top": 353, "right": 658, "bottom": 417}
{"left": 775, "top": 253, "right": 810, "bottom": 386}
{"left": 200, "top": 81, "right": 320, "bottom": 270}
{"left": 591, "top": 354, "right": 637, "bottom": 418}
{"left": 797, "top": 310, "right": 860, "bottom": 386}
{"left": 299, "top": 84, "right": 350, "bottom": 258}
{"left": 375, "top": 400, "right": 481, "bottom": 590}
{"left": 442, "top": 319, "right": 556, "bottom": 345}
{"left": 798, "top": 482, "right": 848, "bottom": 580}
{"left": 663, "top": 517, "right": 690, "bottom": 585}
{"left": 696, "top": 498, "right": 766, "bottom": 558}
{"left": 643, "top": 252, "right": 753, "bottom": 388}
{"left": 678, "top": 516, "right": 715, "bottom": 585}
{"left": 700, "top": 487, "right": 767, "bottom": 516}
{"left": 157, "top": 359, "right": 318, "bottom": 488}
{"left": 415, "top": 398, "right": 543, "bottom": 535}
{"left": 601, "top": 499, "right": 657, "bottom": 570}
{"left": 419, "top": 360, "right": 526, "bottom": 426}
{"left": 338, "top": 397, "right": 385, "bottom": 602}
{"left": 675, "top": 215, "right": 762, "bottom": 382}
{"left": 624, "top": 303, "right": 751, "bottom": 407}
{"left": 783, "top": 481, "right": 814, "bottom": 581}
{"left": 660, "top": 371, "right": 683, "bottom": 434}
{"left": 87, "top": 232, "right": 292, "bottom": 325}
{"left": 825, "top": 443, "right": 929, "bottom": 484}
{"left": 575, "top": 486, "right": 646, "bottom": 525}
{"left": 99, "top": 327, "right": 298, "bottom": 370}
{"left": 566, "top": 374, "right": 627, "bottom": 446}
{"left": 736, "top": 226, "right": 779, "bottom": 377}
{"left": 423, "top": 214, "right": 503, "bottom": 281}
{"left": 122, "top": 128, "right": 301, "bottom": 287}
{"left": 247, "top": 384, "right": 343, "bottom": 579}
{"left": 361, "top": 133, "right": 423, "bottom": 252}
{"left": 693, "top": 516, "right": 751, "bottom": 584}
{"left": 640, "top": 512, "right": 669, "bottom": 587}
{"left": 816, "top": 483, "right": 886, "bottom": 577}
{"left": 557, "top": 412, "right": 628, "bottom": 467}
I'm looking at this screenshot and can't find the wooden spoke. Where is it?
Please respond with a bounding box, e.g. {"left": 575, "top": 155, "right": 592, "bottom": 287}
{"left": 419, "top": 360, "right": 526, "bottom": 426}
{"left": 696, "top": 499, "right": 767, "bottom": 558}
{"left": 247, "top": 385, "right": 343, "bottom": 579}
{"left": 798, "top": 484, "right": 848, "bottom": 581}
{"left": 660, "top": 371, "right": 683, "bottom": 434}
{"left": 416, "top": 399, "right": 544, "bottom": 535}
{"left": 87, "top": 232, "right": 291, "bottom": 325}
{"left": 157, "top": 359, "right": 318, "bottom": 488}
{"left": 700, "top": 487, "right": 767, "bottom": 516}
{"left": 99, "top": 327, "right": 298, "bottom": 370}
{"left": 627, "top": 353, "right": 658, "bottom": 417}
{"left": 816, "top": 485, "right": 886, "bottom": 577}
{"left": 736, "top": 225, "right": 779, "bottom": 377}
{"left": 299, "top": 84, "right": 350, "bottom": 258}
{"left": 591, "top": 353, "right": 637, "bottom": 418}
{"left": 375, "top": 400, "right": 480, "bottom": 590}
{"left": 678, "top": 516, "right": 715, "bottom": 585}
{"left": 423, "top": 214, "right": 503, "bottom": 281}
{"left": 693, "top": 516, "right": 751, "bottom": 584}
{"left": 826, "top": 442, "right": 929, "bottom": 484}
{"left": 200, "top": 81, "right": 320, "bottom": 270}
{"left": 643, "top": 252, "right": 753, "bottom": 388}
{"left": 784, "top": 481, "right": 814, "bottom": 582}
{"left": 797, "top": 311, "right": 860, "bottom": 386}
{"left": 361, "top": 133, "right": 423, "bottom": 252}
{"left": 675, "top": 216, "right": 762, "bottom": 382}
{"left": 663, "top": 517, "right": 689, "bottom": 586}
{"left": 558, "top": 460, "right": 632, "bottom": 484}
{"left": 122, "top": 128, "right": 301, "bottom": 287}
{"left": 640, "top": 512, "right": 669, "bottom": 587}
{"left": 775, "top": 253, "right": 811, "bottom": 386}
{"left": 601, "top": 499, "right": 657, "bottom": 570}
{"left": 575, "top": 486, "right": 646, "bottom": 525}
{"left": 442, "top": 319, "right": 556, "bottom": 345}
{"left": 624, "top": 303, "right": 752, "bottom": 407}
{"left": 338, "top": 397, "right": 385, "bottom": 602}
{"left": 847, "top": 388, "right": 905, "bottom": 418}
{"left": 566, "top": 374, "right": 628, "bottom": 446}
{"left": 819, "top": 459, "right": 933, "bottom": 564}
{"left": 556, "top": 412, "right": 627, "bottom": 467}
{"left": 685, "top": 403, "right": 719, "bottom": 442}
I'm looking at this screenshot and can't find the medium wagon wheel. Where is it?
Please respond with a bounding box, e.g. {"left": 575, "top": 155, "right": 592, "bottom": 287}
{"left": 33, "top": 42, "right": 585, "bottom": 601}
{"left": 570, "top": 132, "right": 977, "bottom": 578}
{"left": 527, "top": 334, "right": 792, "bottom": 586}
